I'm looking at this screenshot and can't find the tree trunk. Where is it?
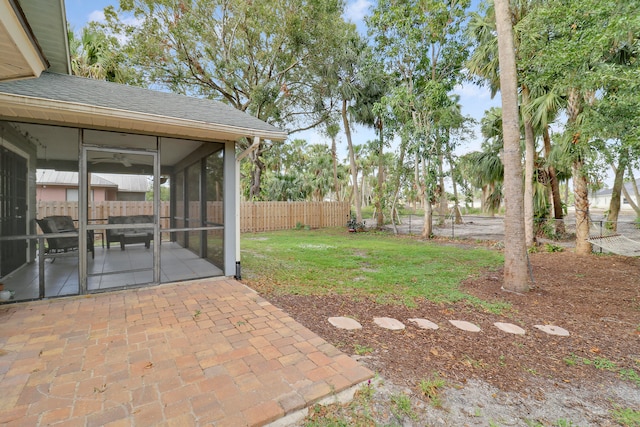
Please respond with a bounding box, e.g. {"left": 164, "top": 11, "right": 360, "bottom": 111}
{"left": 621, "top": 169, "right": 640, "bottom": 216}
{"left": 249, "top": 149, "right": 264, "bottom": 200}
{"left": 573, "top": 159, "right": 592, "bottom": 254}
{"left": 481, "top": 186, "right": 487, "bottom": 213}
{"left": 376, "top": 121, "right": 384, "bottom": 228}
{"left": 567, "top": 89, "right": 591, "bottom": 255}
{"left": 447, "top": 152, "right": 463, "bottom": 224}
{"left": 437, "top": 146, "right": 447, "bottom": 225}
{"left": 343, "top": 98, "right": 361, "bottom": 222}
{"left": 495, "top": 0, "right": 529, "bottom": 292}
{"left": 390, "top": 141, "right": 407, "bottom": 235}
{"left": 607, "top": 152, "right": 628, "bottom": 232}
{"left": 522, "top": 86, "right": 535, "bottom": 247}
{"left": 331, "top": 134, "right": 339, "bottom": 201}
{"left": 543, "top": 127, "right": 565, "bottom": 234}
{"left": 420, "top": 158, "right": 433, "bottom": 238}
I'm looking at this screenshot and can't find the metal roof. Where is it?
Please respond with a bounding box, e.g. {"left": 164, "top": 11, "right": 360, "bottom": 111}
{"left": 37, "top": 169, "right": 117, "bottom": 188}
{"left": 37, "top": 170, "right": 154, "bottom": 193}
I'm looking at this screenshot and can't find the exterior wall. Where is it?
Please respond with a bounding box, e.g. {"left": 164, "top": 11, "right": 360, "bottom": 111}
{"left": 37, "top": 186, "right": 67, "bottom": 201}
{"left": 93, "top": 188, "right": 107, "bottom": 202}
{"left": 38, "top": 185, "right": 130, "bottom": 202}
{"left": 590, "top": 194, "right": 638, "bottom": 210}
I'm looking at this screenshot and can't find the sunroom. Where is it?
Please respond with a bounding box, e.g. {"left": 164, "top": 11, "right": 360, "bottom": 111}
{"left": 0, "top": 72, "right": 286, "bottom": 302}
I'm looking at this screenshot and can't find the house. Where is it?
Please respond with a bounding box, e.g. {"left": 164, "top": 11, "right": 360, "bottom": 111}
{"left": 0, "top": 0, "right": 287, "bottom": 299}
{"left": 36, "top": 170, "right": 150, "bottom": 202}
{"left": 590, "top": 179, "right": 640, "bottom": 210}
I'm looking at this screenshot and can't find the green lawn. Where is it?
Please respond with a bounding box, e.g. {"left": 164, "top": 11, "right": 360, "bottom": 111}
{"left": 241, "top": 228, "right": 508, "bottom": 312}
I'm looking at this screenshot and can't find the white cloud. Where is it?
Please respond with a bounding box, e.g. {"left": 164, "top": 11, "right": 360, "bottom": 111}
{"left": 453, "top": 82, "right": 493, "bottom": 100}
{"left": 88, "top": 10, "right": 106, "bottom": 23}
{"left": 344, "top": 0, "right": 372, "bottom": 23}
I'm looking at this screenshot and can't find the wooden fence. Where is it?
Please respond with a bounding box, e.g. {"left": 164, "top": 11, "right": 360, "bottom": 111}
{"left": 240, "top": 201, "right": 350, "bottom": 232}
{"left": 36, "top": 201, "right": 350, "bottom": 232}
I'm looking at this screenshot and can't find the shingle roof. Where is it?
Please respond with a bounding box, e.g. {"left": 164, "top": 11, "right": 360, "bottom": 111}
{"left": 0, "top": 72, "right": 287, "bottom": 140}
{"left": 594, "top": 178, "right": 640, "bottom": 197}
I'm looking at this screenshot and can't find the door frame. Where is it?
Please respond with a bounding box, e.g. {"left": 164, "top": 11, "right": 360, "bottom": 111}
{"left": 79, "top": 135, "right": 161, "bottom": 293}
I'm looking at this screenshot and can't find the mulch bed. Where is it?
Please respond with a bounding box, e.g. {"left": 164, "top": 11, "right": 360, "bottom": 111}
{"left": 250, "top": 250, "right": 640, "bottom": 397}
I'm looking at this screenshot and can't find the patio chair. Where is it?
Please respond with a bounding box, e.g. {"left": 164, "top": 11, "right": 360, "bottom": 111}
{"left": 36, "top": 216, "right": 94, "bottom": 259}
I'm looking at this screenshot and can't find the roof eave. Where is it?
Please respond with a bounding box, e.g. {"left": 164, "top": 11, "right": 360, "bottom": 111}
{"left": 0, "top": 93, "right": 289, "bottom": 142}
{"left": 0, "top": 0, "right": 49, "bottom": 81}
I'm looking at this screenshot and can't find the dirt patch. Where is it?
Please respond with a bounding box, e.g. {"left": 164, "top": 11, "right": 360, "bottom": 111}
{"left": 252, "top": 250, "right": 640, "bottom": 425}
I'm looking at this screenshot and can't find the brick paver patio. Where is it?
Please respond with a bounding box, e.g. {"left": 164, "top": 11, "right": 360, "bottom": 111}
{"left": 0, "top": 278, "right": 373, "bottom": 426}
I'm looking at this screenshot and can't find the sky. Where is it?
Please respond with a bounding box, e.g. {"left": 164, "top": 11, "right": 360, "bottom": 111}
{"left": 64, "top": 0, "right": 501, "bottom": 160}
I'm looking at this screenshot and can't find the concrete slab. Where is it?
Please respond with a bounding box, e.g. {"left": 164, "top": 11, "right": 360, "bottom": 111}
{"left": 328, "top": 316, "right": 363, "bottom": 330}
{"left": 494, "top": 322, "right": 526, "bottom": 335}
{"left": 534, "top": 324, "right": 570, "bottom": 336}
{"left": 449, "top": 320, "right": 481, "bottom": 332}
{"left": 408, "top": 318, "right": 439, "bottom": 330}
{"left": 373, "top": 317, "right": 405, "bottom": 330}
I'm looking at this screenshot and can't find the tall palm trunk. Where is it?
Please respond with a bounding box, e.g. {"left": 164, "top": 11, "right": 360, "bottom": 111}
{"left": 567, "top": 88, "right": 591, "bottom": 255}
{"left": 522, "top": 86, "right": 535, "bottom": 247}
{"left": 573, "top": 159, "right": 591, "bottom": 253}
{"left": 495, "top": 0, "right": 529, "bottom": 292}
{"left": 543, "top": 127, "right": 565, "bottom": 234}
{"left": 343, "top": 99, "right": 361, "bottom": 222}
{"left": 331, "top": 134, "right": 339, "bottom": 201}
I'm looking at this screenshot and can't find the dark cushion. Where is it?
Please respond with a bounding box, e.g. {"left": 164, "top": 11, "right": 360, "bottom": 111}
{"left": 108, "top": 215, "right": 153, "bottom": 235}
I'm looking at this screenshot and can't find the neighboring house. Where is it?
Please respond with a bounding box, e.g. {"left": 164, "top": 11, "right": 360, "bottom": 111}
{"left": 0, "top": 0, "right": 287, "bottom": 297}
{"left": 36, "top": 170, "right": 149, "bottom": 201}
{"left": 590, "top": 179, "right": 640, "bottom": 210}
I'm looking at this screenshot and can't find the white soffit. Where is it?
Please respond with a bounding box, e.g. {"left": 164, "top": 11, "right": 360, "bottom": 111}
{"left": 0, "top": 0, "right": 48, "bottom": 81}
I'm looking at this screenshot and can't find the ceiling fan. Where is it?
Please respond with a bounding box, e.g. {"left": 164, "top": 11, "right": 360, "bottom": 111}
{"left": 90, "top": 153, "right": 132, "bottom": 167}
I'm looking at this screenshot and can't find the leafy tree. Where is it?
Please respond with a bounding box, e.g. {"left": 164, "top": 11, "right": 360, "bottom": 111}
{"left": 367, "top": 0, "right": 470, "bottom": 238}
{"left": 103, "top": 0, "right": 351, "bottom": 198}
{"left": 519, "top": 0, "right": 640, "bottom": 255}
{"left": 323, "top": 29, "right": 373, "bottom": 222}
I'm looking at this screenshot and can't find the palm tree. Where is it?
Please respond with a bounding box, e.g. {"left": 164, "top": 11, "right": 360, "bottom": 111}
{"left": 524, "top": 87, "right": 566, "bottom": 234}
{"left": 323, "top": 122, "right": 342, "bottom": 201}
{"left": 467, "top": 0, "right": 544, "bottom": 247}
{"left": 326, "top": 28, "right": 373, "bottom": 223}
{"left": 305, "top": 145, "right": 335, "bottom": 202}
{"left": 495, "top": 0, "right": 529, "bottom": 292}
{"left": 68, "top": 25, "right": 134, "bottom": 83}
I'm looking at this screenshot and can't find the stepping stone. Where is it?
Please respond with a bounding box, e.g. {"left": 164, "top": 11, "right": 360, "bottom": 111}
{"left": 328, "top": 317, "right": 362, "bottom": 330}
{"left": 534, "top": 324, "right": 570, "bottom": 336}
{"left": 373, "top": 317, "right": 405, "bottom": 330}
{"left": 449, "top": 320, "right": 481, "bottom": 332}
{"left": 408, "top": 318, "right": 439, "bottom": 330}
{"left": 494, "top": 322, "right": 525, "bottom": 335}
